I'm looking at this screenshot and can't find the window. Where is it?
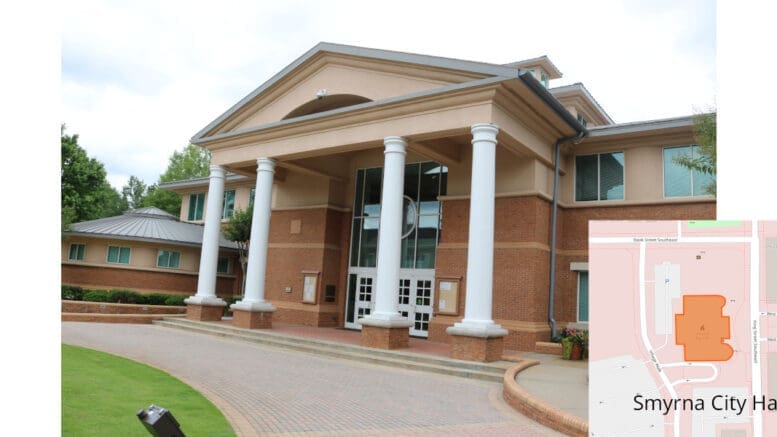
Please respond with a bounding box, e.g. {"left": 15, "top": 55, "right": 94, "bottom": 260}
{"left": 663, "top": 145, "right": 715, "bottom": 197}
{"left": 578, "top": 271, "right": 589, "bottom": 322}
{"left": 575, "top": 152, "right": 624, "bottom": 201}
{"left": 222, "top": 190, "right": 236, "bottom": 219}
{"left": 248, "top": 188, "right": 256, "bottom": 208}
{"left": 540, "top": 70, "right": 549, "bottom": 88}
{"left": 188, "top": 193, "right": 205, "bottom": 221}
{"left": 69, "top": 244, "right": 85, "bottom": 261}
{"left": 348, "top": 162, "right": 447, "bottom": 269}
{"left": 107, "top": 246, "right": 131, "bottom": 264}
{"left": 157, "top": 250, "right": 180, "bottom": 268}
{"left": 217, "top": 256, "right": 229, "bottom": 274}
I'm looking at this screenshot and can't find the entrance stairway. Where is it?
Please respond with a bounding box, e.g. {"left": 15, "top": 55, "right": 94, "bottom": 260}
{"left": 153, "top": 317, "right": 512, "bottom": 383}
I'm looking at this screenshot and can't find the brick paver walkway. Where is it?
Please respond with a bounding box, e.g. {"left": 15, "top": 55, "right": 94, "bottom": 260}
{"left": 62, "top": 322, "right": 562, "bottom": 436}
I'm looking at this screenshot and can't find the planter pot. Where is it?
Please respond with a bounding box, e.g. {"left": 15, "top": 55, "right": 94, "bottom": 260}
{"left": 561, "top": 338, "right": 573, "bottom": 360}
{"left": 571, "top": 342, "right": 583, "bottom": 360}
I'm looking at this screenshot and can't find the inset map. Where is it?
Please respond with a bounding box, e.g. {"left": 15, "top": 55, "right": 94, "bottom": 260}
{"left": 589, "top": 220, "right": 777, "bottom": 437}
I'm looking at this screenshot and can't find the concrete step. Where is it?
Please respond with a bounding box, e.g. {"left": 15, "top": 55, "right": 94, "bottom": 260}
{"left": 63, "top": 313, "right": 186, "bottom": 324}
{"left": 153, "top": 318, "right": 509, "bottom": 383}
{"left": 156, "top": 317, "right": 512, "bottom": 373}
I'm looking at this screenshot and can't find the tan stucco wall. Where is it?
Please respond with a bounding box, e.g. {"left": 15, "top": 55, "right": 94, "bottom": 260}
{"left": 234, "top": 62, "right": 457, "bottom": 132}
{"left": 178, "top": 181, "right": 255, "bottom": 223}
{"left": 558, "top": 141, "right": 714, "bottom": 206}
{"left": 62, "top": 236, "right": 238, "bottom": 276}
{"left": 274, "top": 171, "right": 331, "bottom": 209}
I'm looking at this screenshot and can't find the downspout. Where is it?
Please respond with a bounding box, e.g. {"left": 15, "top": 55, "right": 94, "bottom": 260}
{"left": 514, "top": 69, "right": 589, "bottom": 339}
{"left": 548, "top": 131, "right": 585, "bottom": 339}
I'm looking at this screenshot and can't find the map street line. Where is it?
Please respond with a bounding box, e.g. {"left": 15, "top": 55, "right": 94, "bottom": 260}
{"left": 638, "top": 241, "right": 682, "bottom": 437}
{"left": 750, "top": 220, "right": 762, "bottom": 437}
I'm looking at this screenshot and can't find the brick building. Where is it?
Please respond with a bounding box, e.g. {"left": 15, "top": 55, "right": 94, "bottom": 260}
{"left": 61, "top": 206, "right": 242, "bottom": 297}
{"left": 162, "top": 43, "right": 714, "bottom": 360}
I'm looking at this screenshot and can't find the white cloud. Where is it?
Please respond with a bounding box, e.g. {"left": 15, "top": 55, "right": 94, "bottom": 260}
{"left": 62, "top": 0, "right": 716, "bottom": 190}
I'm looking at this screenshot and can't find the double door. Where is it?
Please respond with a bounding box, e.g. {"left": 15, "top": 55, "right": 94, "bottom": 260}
{"left": 345, "top": 268, "right": 434, "bottom": 337}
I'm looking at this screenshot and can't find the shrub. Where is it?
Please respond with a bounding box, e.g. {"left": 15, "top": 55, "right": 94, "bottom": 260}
{"left": 222, "top": 297, "right": 239, "bottom": 315}
{"left": 107, "top": 289, "right": 146, "bottom": 304}
{"left": 164, "top": 295, "right": 187, "bottom": 306}
{"left": 83, "top": 290, "right": 110, "bottom": 302}
{"left": 61, "top": 285, "right": 84, "bottom": 301}
{"left": 145, "top": 293, "right": 169, "bottom": 306}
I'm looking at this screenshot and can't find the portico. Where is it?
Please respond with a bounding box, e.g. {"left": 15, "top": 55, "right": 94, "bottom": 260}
{"left": 178, "top": 42, "right": 714, "bottom": 361}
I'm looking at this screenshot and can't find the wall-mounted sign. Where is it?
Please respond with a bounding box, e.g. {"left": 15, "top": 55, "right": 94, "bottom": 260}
{"left": 436, "top": 277, "right": 460, "bottom": 316}
{"left": 302, "top": 271, "right": 319, "bottom": 304}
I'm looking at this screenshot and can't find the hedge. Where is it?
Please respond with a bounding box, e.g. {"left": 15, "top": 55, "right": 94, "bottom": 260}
{"left": 62, "top": 285, "right": 195, "bottom": 307}
{"left": 61, "top": 285, "right": 85, "bottom": 301}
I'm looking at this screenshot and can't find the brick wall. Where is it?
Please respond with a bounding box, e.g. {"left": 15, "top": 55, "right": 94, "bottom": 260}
{"left": 61, "top": 264, "right": 240, "bottom": 297}
{"left": 264, "top": 207, "right": 348, "bottom": 326}
{"left": 430, "top": 196, "right": 716, "bottom": 349}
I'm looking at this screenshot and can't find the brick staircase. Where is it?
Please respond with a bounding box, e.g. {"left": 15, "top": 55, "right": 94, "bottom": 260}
{"left": 153, "top": 317, "right": 513, "bottom": 382}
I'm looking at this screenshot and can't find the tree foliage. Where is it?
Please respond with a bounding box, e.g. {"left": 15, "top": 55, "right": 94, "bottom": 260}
{"left": 222, "top": 206, "right": 253, "bottom": 296}
{"left": 143, "top": 145, "right": 211, "bottom": 215}
{"left": 121, "top": 175, "right": 148, "bottom": 210}
{"left": 675, "top": 111, "right": 716, "bottom": 195}
{"left": 61, "top": 124, "right": 127, "bottom": 230}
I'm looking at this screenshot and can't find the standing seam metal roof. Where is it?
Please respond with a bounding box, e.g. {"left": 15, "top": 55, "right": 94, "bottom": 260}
{"left": 66, "top": 207, "right": 238, "bottom": 249}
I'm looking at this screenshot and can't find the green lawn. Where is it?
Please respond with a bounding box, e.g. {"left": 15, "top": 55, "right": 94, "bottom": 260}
{"left": 62, "top": 344, "right": 235, "bottom": 436}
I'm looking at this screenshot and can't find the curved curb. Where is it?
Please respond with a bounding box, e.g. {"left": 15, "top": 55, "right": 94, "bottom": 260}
{"left": 502, "top": 360, "right": 588, "bottom": 437}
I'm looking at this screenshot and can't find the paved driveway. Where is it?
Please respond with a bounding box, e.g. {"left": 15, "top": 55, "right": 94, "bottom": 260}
{"left": 62, "top": 322, "right": 561, "bottom": 436}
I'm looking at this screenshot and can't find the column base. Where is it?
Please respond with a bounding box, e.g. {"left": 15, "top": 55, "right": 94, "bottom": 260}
{"left": 185, "top": 303, "right": 225, "bottom": 322}
{"left": 232, "top": 309, "right": 274, "bottom": 329}
{"left": 448, "top": 334, "right": 505, "bottom": 362}
{"left": 360, "top": 325, "right": 410, "bottom": 349}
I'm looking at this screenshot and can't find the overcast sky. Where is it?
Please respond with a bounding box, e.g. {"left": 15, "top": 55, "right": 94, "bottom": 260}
{"left": 62, "top": 0, "right": 716, "bottom": 191}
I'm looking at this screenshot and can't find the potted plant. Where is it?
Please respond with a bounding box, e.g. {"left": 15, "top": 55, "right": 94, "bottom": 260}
{"left": 561, "top": 336, "right": 573, "bottom": 359}
{"left": 560, "top": 327, "right": 589, "bottom": 360}
{"left": 569, "top": 329, "right": 588, "bottom": 360}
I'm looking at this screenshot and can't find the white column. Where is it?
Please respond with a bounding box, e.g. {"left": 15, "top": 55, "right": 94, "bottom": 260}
{"left": 447, "top": 124, "right": 507, "bottom": 337}
{"left": 186, "top": 165, "right": 227, "bottom": 306}
{"left": 360, "top": 137, "right": 411, "bottom": 328}
{"left": 231, "top": 158, "right": 276, "bottom": 312}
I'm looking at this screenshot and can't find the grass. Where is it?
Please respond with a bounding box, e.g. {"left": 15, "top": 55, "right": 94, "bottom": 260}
{"left": 62, "top": 344, "right": 235, "bottom": 436}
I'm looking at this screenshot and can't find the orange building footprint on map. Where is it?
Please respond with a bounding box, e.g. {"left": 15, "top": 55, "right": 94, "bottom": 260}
{"left": 675, "top": 295, "right": 734, "bottom": 362}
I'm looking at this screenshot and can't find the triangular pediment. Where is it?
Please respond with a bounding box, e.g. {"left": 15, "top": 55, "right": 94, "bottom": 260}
{"left": 193, "top": 43, "right": 518, "bottom": 141}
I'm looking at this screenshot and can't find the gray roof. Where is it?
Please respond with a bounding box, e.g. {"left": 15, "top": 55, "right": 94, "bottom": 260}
{"left": 159, "top": 173, "right": 249, "bottom": 190}
{"left": 503, "top": 55, "right": 563, "bottom": 78}
{"left": 549, "top": 83, "right": 614, "bottom": 124}
{"left": 191, "top": 42, "right": 586, "bottom": 142}
{"left": 66, "top": 206, "right": 238, "bottom": 249}
{"left": 586, "top": 115, "right": 698, "bottom": 138}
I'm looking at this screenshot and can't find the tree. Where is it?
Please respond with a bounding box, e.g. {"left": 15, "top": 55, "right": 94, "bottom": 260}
{"left": 222, "top": 206, "right": 253, "bottom": 297}
{"left": 61, "top": 124, "right": 127, "bottom": 230}
{"left": 143, "top": 144, "right": 211, "bottom": 215}
{"left": 121, "top": 175, "right": 148, "bottom": 209}
{"left": 675, "top": 111, "right": 716, "bottom": 195}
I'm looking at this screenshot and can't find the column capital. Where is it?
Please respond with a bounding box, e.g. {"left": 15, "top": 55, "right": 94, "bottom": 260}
{"left": 256, "top": 157, "right": 276, "bottom": 173}
{"left": 383, "top": 136, "right": 407, "bottom": 155}
{"left": 471, "top": 123, "right": 499, "bottom": 142}
{"left": 209, "top": 164, "right": 226, "bottom": 178}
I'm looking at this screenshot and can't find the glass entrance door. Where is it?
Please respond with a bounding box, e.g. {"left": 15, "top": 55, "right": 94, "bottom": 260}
{"left": 344, "top": 161, "right": 447, "bottom": 338}
{"left": 396, "top": 269, "right": 434, "bottom": 337}
{"left": 345, "top": 269, "right": 435, "bottom": 337}
{"left": 344, "top": 269, "right": 375, "bottom": 330}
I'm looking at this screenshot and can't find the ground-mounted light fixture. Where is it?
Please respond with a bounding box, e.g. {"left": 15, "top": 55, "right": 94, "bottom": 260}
{"left": 137, "top": 404, "right": 185, "bottom": 436}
